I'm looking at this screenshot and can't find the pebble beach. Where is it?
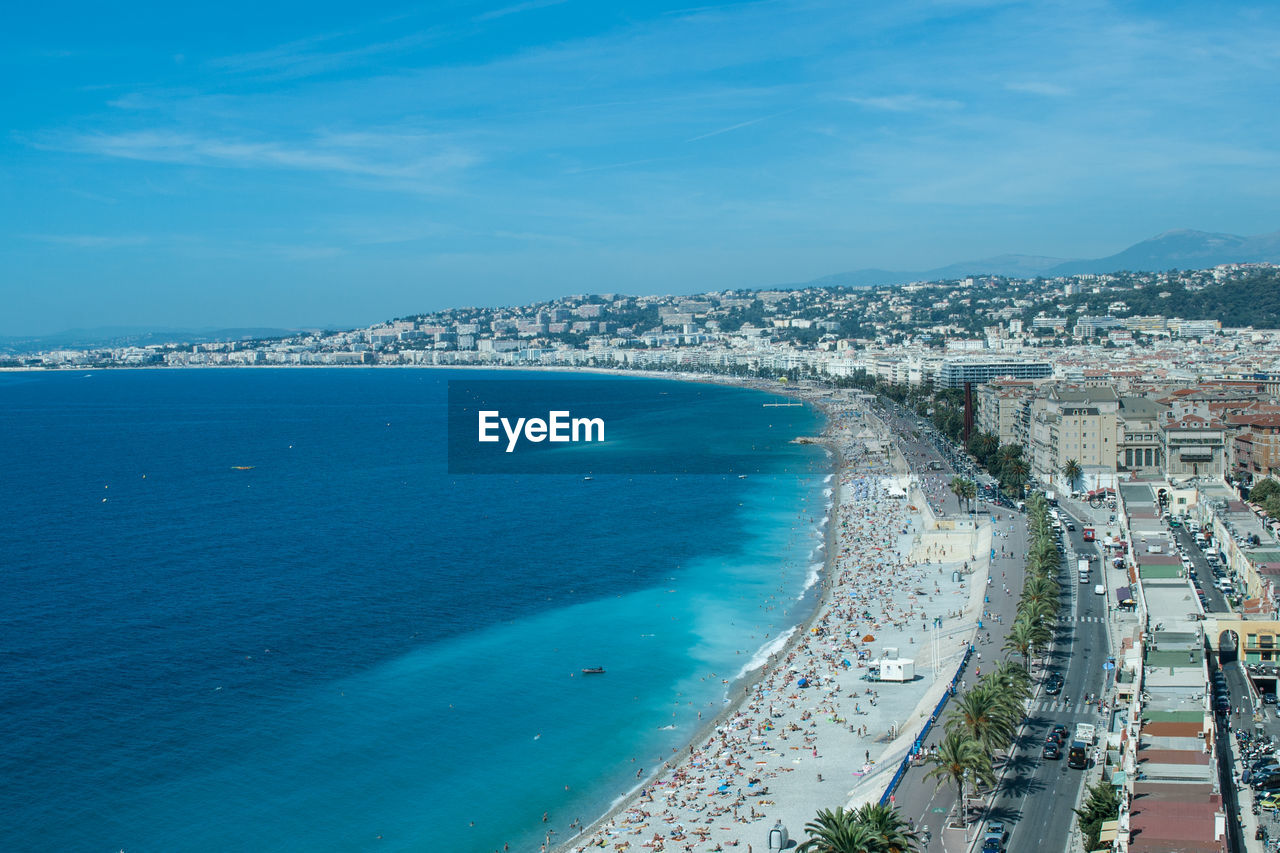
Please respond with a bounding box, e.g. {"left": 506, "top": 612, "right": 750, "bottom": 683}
{"left": 559, "top": 396, "right": 991, "bottom": 853}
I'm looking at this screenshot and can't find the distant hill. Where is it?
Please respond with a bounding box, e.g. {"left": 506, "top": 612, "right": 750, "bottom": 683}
{"left": 0, "top": 326, "right": 308, "bottom": 354}
{"left": 796, "top": 228, "right": 1280, "bottom": 289}
{"left": 1047, "top": 229, "right": 1280, "bottom": 276}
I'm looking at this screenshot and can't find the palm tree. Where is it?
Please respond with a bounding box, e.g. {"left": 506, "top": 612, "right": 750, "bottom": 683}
{"left": 851, "top": 802, "right": 920, "bottom": 853}
{"left": 1003, "top": 616, "right": 1041, "bottom": 672}
{"left": 1002, "top": 457, "right": 1028, "bottom": 493}
{"left": 986, "top": 660, "right": 1033, "bottom": 703}
{"left": 923, "top": 730, "right": 995, "bottom": 827}
{"left": 997, "top": 444, "right": 1023, "bottom": 468}
{"left": 950, "top": 476, "right": 967, "bottom": 511}
{"left": 977, "top": 432, "right": 1000, "bottom": 464}
{"left": 797, "top": 807, "right": 882, "bottom": 853}
{"left": 1062, "top": 459, "right": 1082, "bottom": 492}
{"left": 962, "top": 478, "right": 977, "bottom": 513}
{"left": 945, "top": 683, "right": 1016, "bottom": 753}
{"left": 1021, "top": 574, "right": 1061, "bottom": 604}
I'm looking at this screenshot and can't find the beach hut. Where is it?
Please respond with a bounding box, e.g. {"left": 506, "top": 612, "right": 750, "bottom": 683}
{"left": 878, "top": 658, "right": 915, "bottom": 682}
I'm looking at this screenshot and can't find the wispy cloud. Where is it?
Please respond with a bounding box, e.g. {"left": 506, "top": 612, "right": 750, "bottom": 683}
{"left": 686, "top": 109, "right": 796, "bottom": 142}
{"left": 563, "top": 157, "right": 671, "bottom": 175}
{"left": 1005, "top": 81, "right": 1073, "bottom": 97}
{"left": 474, "top": 0, "right": 569, "bottom": 23}
{"left": 38, "top": 129, "right": 478, "bottom": 189}
{"left": 844, "top": 94, "right": 963, "bottom": 112}
{"left": 24, "top": 234, "right": 150, "bottom": 249}
{"left": 207, "top": 29, "right": 445, "bottom": 81}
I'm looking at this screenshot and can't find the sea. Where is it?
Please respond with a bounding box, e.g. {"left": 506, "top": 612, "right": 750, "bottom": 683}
{"left": 0, "top": 367, "right": 831, "bottom": 853}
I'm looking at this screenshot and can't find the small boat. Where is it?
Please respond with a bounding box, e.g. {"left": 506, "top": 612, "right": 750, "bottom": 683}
{"left": 230, "top": 466, "right": 255, "bottom": 470}
{"left": 581, "top": 667, "right": 606, "bottom": 675}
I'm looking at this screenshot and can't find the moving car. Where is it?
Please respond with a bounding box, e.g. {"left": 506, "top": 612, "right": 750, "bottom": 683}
{"left": 1045, "top": 674, "right": 1064, "bottom": 695}
{"left": 1042, "top": 742, "right": 1061, "bottom": 760}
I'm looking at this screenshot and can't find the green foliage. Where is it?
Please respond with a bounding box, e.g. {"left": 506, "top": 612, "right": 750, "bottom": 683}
{"left": 923, "top": 730, "right": 996, "bottom": 826}
{"left": 1061, "top": 268, "right": 1280, "bottom": 328}
{"left": 1250, "top": 479, "right": 1280, "bottom": 504}
{"left": 797, "top": 804, "right": 920, "bottom": 853}
{"left": 1074, "top": 779, "right": 1120, "bottom": 851}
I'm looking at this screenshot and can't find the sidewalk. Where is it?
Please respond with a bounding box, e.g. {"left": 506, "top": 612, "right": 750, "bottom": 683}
{"left": 877, "top": 506, "right": 1029, "bottom": 851}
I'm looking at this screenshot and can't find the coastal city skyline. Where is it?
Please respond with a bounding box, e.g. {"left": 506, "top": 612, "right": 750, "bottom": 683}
{"left": 7, "top": 0, "right": 1280, "bottom": 335}
{"left": 9, "top": 2, "right": 1280, "bottom": 851}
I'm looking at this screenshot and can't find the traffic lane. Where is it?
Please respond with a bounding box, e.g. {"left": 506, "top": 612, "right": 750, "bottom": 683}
{"left": 1000, "top": 708, "right": 1096, "bottom": 850}
{"left": 998, "top": 516, "right": 1111, "bottom": 851}
{"left": 995, "top": 575, "right": 1107, "bottom": 851}
{"left": 1172, "top": 528, "right": 1230, "bottom": 613}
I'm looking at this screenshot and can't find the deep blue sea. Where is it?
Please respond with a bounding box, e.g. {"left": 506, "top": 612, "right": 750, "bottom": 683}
{"left": 0, "top": 368, "right": 829, "bottom": 852}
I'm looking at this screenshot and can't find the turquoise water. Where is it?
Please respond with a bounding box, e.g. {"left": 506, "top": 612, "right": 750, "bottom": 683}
{"left": 0, "top": 368, "right": 829, "bottom": 852}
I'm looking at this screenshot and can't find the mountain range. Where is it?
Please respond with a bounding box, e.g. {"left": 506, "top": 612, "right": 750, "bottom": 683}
{"left": 7, "top": 229, "right": 1279, "bottom": 351}
{"left": 797, "top": 228, "right": 1280, "bottom": 288}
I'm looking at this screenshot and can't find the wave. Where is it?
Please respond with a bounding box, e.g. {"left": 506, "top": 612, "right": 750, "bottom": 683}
{"left": 733, "top": 625, "right": 798, "bottom": 681}
{"left": 799, "top": 561, "right": 822, "bottom": 598}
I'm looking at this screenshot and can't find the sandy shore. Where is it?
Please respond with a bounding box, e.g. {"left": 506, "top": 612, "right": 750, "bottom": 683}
{"left": 551, "top": 390, "right": 991, "bottom": 853}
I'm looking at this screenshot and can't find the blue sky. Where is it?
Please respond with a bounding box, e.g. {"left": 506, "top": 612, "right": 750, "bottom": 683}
{"left": 3, "top": 0, "right": 1279, "bottom": 335}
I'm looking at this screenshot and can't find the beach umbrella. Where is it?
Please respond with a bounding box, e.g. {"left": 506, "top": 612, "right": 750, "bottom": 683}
{"left": 862, "top": 634, "right": 875, "bottom": 642}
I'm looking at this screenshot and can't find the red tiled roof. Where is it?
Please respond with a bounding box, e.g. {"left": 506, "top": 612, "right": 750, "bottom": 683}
{"left": 1137, "top": 748, "right": 1211, "bottom": 766}
{"left": 1142, "top": 721, "right": 1204, "bottom": 738}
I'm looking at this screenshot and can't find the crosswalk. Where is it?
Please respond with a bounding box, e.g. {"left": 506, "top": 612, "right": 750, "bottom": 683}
{"left": 1073, "top": 615, "right": 1104, "bottom": 622}
{"left": 1030, "top": 699, "right": 1101, "bottom": 713}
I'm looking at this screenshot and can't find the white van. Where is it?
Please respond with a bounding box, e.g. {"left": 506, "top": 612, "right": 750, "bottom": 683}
{"left": 1094, "top": 584, "right": 1105, "bottom": 596}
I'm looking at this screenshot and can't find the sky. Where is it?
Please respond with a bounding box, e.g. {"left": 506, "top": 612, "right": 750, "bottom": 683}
{"left": 3, "top": 0, "right": 1279, "bottom": 335}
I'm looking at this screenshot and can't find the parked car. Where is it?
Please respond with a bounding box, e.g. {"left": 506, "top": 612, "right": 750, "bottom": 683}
{"left": 1253, "top": 773, "right": 1280, "bottom": 792}
{"left": 1257, "top": 793, "right": 1280, "bottom": 810}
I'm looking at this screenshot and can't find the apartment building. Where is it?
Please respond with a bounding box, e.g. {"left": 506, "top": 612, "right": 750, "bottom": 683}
{"left": 1160, "top": 402, "right": 1228, "bottom": 480}
{"left": 1029, "top": 385, "right": 1120, "bottom": 488}
{"left": 975, "top": 378, "right": 1038, "bottom": 447}
{"left": 1117, "top": 396, "right": 1168, "bottom": 478}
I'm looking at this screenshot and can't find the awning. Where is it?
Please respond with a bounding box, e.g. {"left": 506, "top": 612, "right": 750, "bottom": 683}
{"left": 1179, "top": 447, "right": 1215, "bottom": 460}
{"left": 1116, "top": 587, "right": 1133, "bottom": 605}
{"left": 1109, "top": 771, "right": 1127, "bottom": 787}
